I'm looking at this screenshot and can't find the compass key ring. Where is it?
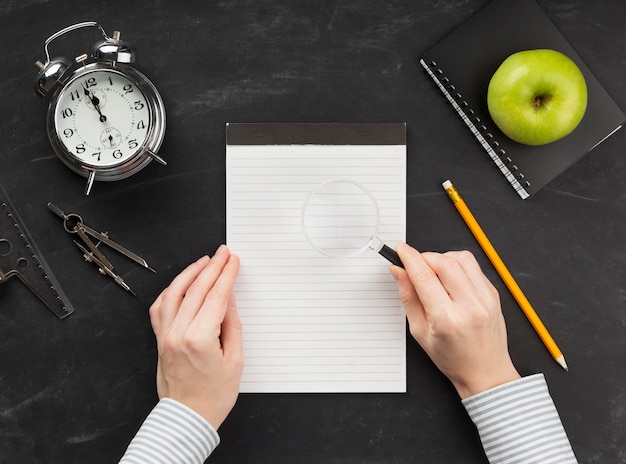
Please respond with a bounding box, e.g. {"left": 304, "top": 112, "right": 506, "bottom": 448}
{"left": 47, "top": 202, "right": 115, "bottom": 271}
{"left": 47, "top": 203, "right": 82, "bottom": 233}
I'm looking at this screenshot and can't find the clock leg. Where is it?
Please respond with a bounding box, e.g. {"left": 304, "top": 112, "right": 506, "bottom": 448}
{"left": 85, "top": 171, "right": 96, "bottom": 195}
{"left": 147, "top": 150, "right": 167, "bottom": 166}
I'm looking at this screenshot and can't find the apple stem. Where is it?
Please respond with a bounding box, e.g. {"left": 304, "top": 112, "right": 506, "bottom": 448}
{"left": 533, "top": 94, "right": 551, "bottom": 110}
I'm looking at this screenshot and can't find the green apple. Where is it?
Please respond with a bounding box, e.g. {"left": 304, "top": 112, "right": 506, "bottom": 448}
{"left": 487, "top": 49, "right": 587, "bottom": 145}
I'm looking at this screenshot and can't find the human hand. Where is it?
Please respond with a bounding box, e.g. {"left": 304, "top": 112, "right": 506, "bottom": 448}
{"left": 148, "top": 245, "right": 243, "bottom": 429}
{"left": 390, "top": 243, "right": 520, "bottom": 399}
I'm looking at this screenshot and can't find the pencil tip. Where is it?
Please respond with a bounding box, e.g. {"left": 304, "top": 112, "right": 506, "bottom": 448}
{"left": 555, "top": 355, "right": 569, "bottom": 372}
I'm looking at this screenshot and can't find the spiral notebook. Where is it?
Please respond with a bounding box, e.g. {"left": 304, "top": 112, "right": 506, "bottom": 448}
{"left": 420, "top": 0, "right": 625, "bottom": 199}
{"left": 226, "top": 123, "right": 407, "bottom": 393}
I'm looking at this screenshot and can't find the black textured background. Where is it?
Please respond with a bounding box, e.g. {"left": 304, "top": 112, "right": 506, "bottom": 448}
{"left": 0, "top": 1, "right": 624, "bottom": 463}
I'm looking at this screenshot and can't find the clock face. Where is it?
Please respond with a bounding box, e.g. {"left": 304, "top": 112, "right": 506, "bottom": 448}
{"left": 53, "top": 68, "right": 152, "bottom": 168}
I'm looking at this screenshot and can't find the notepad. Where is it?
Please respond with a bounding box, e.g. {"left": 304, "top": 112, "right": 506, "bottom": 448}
{"left": 226, "top": 123, "right": 406, "bottom": 393}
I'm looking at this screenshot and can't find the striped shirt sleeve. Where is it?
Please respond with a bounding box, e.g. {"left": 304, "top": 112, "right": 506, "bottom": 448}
{"left": 119, "top": 398, "right": 219, "bottom": 464}
{"left": 462, "top": 374, "right": 577, "bottom": 464}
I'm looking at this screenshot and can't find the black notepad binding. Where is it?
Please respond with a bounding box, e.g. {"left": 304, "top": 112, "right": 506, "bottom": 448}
{"left": 420, "top": 59, "right": 531, "bottom": 199}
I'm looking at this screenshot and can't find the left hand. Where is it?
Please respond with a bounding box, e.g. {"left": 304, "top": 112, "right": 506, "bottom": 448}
{"left": 148, "top": 245, "right": 243, "bottom": 429}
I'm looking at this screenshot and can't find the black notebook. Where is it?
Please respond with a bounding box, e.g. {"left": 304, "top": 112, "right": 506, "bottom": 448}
{"left": 420, "top": 0, "right": 625, "bottom": 199}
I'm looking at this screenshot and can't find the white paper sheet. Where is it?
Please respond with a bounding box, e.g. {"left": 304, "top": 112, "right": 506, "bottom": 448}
{"left": 226, "top": 142, "right": 406, "bottom": 393}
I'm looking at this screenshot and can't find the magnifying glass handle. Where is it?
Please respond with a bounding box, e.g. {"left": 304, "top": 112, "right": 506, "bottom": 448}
{"left": 379, "top": 244, "right": 404, "bottom": 268}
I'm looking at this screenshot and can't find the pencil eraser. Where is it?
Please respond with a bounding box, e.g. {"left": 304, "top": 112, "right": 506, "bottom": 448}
{"left": 442, "top": 180, "right": 453, "bottom": 190}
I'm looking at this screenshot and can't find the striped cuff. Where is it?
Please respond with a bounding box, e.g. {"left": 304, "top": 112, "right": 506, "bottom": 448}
{"left": 462, "top": 374, "right": 577, "bottom": 464}
{"left": 119, "top": 398, "right": 219, "bottom": 464}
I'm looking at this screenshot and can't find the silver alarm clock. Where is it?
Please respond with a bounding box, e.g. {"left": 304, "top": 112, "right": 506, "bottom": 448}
{"left": 34, "top": 21, "right": 166, "bottom": 195}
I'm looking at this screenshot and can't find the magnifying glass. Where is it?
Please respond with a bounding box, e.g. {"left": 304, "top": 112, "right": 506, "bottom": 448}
{"left": 301, "top": 179, "right": 404, "bottom": 268}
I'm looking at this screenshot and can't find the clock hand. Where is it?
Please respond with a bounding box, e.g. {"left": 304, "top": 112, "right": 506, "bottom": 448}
{"left": 91, "top": 96, "right": 107, "bottom": 123}
{"left": 82, "top": 85, "right": 107, "bottom": 123}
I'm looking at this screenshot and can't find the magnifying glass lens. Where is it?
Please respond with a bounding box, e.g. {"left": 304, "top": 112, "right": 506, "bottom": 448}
{"left": 301, "top": 180, "right": 379, "bottom": 258}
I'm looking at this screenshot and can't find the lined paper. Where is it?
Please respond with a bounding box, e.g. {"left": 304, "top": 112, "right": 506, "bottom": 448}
{"left": 226, "top": 136, "right": 406, "bottom": 393}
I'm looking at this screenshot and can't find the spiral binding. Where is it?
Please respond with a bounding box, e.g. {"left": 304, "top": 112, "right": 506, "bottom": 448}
{"left": 420, "top": 59, "right": 531, "bottom": 199}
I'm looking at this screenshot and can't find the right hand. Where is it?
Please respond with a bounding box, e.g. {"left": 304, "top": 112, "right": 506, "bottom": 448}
{"left": 390, "top": 243, "right": 520, "bottom": 399}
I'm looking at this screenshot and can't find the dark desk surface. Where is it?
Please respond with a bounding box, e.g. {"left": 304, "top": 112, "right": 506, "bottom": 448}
{"left": 1, "top": 1, "right": 625, "bottom": 462}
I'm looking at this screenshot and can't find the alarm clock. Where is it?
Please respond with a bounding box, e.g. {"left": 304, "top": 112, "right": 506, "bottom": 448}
{"left": 34, "top": 21, "right": 166, "bottom": 195}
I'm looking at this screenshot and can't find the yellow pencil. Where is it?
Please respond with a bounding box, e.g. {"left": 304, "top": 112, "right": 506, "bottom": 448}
{"left": 442, "top": 180, "right": 568, "bottom": 371}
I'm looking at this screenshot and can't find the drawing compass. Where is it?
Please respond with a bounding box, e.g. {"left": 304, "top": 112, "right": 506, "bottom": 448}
{"left": 47, "top": 202, "right": 155, "bottom": 295}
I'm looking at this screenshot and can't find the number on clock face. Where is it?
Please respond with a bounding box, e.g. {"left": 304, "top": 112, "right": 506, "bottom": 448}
{"left": 54, "top": 69, "right": 151, "bottom": 168}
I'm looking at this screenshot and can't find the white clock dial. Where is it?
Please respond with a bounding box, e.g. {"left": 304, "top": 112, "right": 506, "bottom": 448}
{"left": 54, "top": 69, "right": 151, "bottom": 168}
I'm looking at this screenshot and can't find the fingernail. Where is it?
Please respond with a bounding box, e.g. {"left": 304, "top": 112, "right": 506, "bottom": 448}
{"left": 215, "top": 244, "right": 227, "bottom": 255}
{"left": 197, "top": 255, "right": 210, "bottom": 264}
{"left": 389, "top": 265, "right": 400, "bottom": 281}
